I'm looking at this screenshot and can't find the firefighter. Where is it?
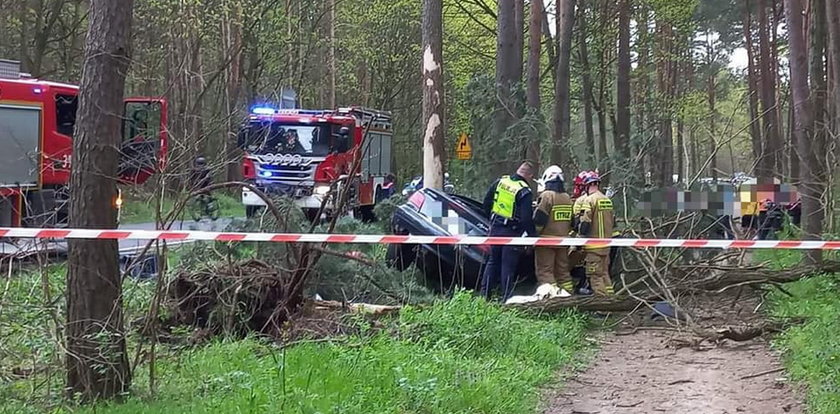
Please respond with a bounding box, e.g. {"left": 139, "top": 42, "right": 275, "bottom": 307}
{"left": 569, "top": 171, "right": 593, "bottom": 295}
{"left": 189, "top": 156, "right": 213, "bottom": 193}
{"left": 578, "top": 172, "right": 615, "bottom": 296}
{"left": 533, "top": 166, "right": 574, "bottom": 296}
{"left": 481, "top": 161, "right": 538, "bottom": 302}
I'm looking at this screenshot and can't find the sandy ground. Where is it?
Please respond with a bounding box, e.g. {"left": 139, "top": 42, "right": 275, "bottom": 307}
{"left": 543, "top": 292, "right": 804, "bottom": 414}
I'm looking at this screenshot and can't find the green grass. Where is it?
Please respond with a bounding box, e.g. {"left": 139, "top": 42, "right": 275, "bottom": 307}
{"left": 120, "top": 192, "right": 245, "bottom": 224}
{"left": 755, "top": 249, "right": 840, "bottom": 414}
{"left": 2, "top": 291, "right": 587, "bottom": 414}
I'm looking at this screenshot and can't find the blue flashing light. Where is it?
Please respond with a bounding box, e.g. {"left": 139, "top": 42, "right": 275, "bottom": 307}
{"left": 251, "top": 106, "right": 276, "bottom": 115}
{"left": 260, "top": 171, "right": 273, "bottom": 178}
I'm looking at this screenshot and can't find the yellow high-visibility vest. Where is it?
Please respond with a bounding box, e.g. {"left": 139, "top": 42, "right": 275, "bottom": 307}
{"left": 492, "top": 176, "right": 528, "bottom": 219}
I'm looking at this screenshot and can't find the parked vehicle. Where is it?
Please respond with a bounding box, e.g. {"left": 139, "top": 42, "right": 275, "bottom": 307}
{"left": 0, "top": 59, "right": 168, "bottom": 227}
{"left": 386, "top": 187, "right": 536, "bottom": 293}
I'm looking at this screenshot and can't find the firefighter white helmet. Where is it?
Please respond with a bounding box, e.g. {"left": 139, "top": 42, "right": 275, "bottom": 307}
{"left": 541, "top": 165, "right": 564, "bottom": 183}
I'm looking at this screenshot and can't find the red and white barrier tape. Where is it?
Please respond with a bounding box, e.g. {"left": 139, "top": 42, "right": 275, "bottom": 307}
{"left": 0, "top": 227, "right": 836, "bottom": 250}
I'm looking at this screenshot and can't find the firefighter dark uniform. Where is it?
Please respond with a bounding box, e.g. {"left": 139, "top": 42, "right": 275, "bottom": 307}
{"left": 533, "top": 176, "right": 574, "bottom": 292}
{"left": 579, "top": 184, "right": 615, "bottom": 296}
{"left": 481, "top": 173, "right": 537, "bottom": 301}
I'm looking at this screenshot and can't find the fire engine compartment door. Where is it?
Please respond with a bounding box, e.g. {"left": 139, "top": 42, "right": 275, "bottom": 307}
{"left": 0, "top": 104, "right": 41, "bottom": 188}
{"left": 120, "top": 99, "right": 167, "bottom": 183}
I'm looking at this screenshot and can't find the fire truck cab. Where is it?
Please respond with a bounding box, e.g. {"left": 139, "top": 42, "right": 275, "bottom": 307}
{"left": 238, "top": 106, "right": 393, "bottom": 220}
{"left": 0, "top": 59, "right": 168, "bottom": 227}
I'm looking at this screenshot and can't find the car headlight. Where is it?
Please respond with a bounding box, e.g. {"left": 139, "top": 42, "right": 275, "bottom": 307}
{"left": 313, "top": 185, "right": 330, "bottom": 196}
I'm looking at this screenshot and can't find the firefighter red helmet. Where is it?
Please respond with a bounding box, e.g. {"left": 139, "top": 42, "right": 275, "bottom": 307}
{"left": 583, "top": 171, "right": 601, "bottom": 185}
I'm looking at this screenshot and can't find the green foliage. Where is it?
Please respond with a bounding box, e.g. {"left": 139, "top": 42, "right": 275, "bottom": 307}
{"left": 4, "top": 292, "right": 585, "bottom": 414}
{"left": 120, "top": 192, "right": 245, "bottom": 224}
{"left": 768, "top": 274, "right": 840, "bottom": 414}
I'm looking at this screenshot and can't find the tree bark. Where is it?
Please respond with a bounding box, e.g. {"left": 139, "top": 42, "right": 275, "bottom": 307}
{"left": 422, "top": 0, "right": 445, "bottom": 189}
{"left": 495, "top": 0, "right": 518, "bottom": 175}
{"left": 785, "top": 0, "right": 822, "bottom": 263}
{"left": 552, "top": 0, "right": 576, "bottom": 169}
{"left": 513, "top": 0, "right": 525, "bottom": 83}
{"left": 66, "top": 0, "right": 134, "bottom": 400}
{"left": 525, "top": 0, "right": 543, "bottom": 165}
{"left": 809, "top": 0, "right": 827, "bottom": 184}
{"left": 757, "top": 0, "right": 781, "bottom": 179}
{"left": 578, "top": 1, "right": 596, "bottom": 167}
{"left": 827, "top": 0, "right": 840, "bottom": 132}
{"left": 224, "top": 0, "right": 244, "bottom": 182}
{"left": 743, "top": 0, "right": 763, "bottom": 177}
{"left": 615, "top": 0, "right": 632, "bottom": 162}
{"left": 706, "top": 31, "right": 718, "bottom": 180}
{"left": 655, "top": 22, "right": 675, "bottom": 186}
{"left": 328, "top": 0, "right": 337, "bottom": 108}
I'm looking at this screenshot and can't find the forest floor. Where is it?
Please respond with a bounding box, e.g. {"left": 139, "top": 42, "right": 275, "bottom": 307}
{"left": 542, "top": 290, "right": 804, "bottom": 414}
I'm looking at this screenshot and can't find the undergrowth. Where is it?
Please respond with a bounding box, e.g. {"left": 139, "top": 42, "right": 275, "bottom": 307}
{"left": 756, "top": 249, "right": 840, "bottom": 414}
{"left": 3, "top": 292, "right": 586, "bottom": 414}
{"left": 120, "top": 191, "right": 245, "bottom": 224}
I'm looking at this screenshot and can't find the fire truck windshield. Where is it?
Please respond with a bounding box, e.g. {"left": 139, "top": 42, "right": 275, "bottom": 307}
{"left": 238, "top": 121, "right": 330, "bottom": 157}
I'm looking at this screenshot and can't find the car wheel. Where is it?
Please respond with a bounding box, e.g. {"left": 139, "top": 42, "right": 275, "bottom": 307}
{"left": 386, "top": 243, "right": 416, "bottom": 271}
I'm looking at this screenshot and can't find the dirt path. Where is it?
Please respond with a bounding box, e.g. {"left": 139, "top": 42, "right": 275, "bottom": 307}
{"left": 544, "top": 294, "right": 803, "bottom": 414}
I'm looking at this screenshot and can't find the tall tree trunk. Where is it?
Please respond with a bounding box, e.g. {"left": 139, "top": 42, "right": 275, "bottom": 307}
{"left": 66, "top": 0, "right": 134, "bottom": 400}
{"left": 785, "top": 0, "right": 822, "bottom": 263}
{"left": 328, "top": 0, "right": 337, "bottom": 108}
{"left": 422, "top": 0, "right": 445, "bottom": 189}
{"left": 615, "top": 0, "right": 632, "bottom": 163}
{"left": 826, "top": 0, "right": 840, "bottom": 134}
{"left": 578, "top": 1, "right": 596, "bottom": 167}
{"left": 743, "top": 0, "right": 763, "bottom": 175}
{"left": 552, "top": 0, "right": 576, "bottom": 170}
{"left": 495, "top": 0, "right": 517, "bottom": 175}
{"left": 513, "top": 0, "right": 525, "bottom": 83}
{"left": 654, "top": 22, "right": 675, "bottom": 186}
{"left": 224, "top": 0, "right": 244, "bottom": 182}
{"left": 525, "top": 0, "right": 542, "bottom": 166}
{"left": 757, "top": 0, "right": 781, "bottom": 179}
{"left": 809, "top": 0, "right": 827, "bottom": 182}
{"left": 706, "top": 31, "right": 718, "bottom": 180}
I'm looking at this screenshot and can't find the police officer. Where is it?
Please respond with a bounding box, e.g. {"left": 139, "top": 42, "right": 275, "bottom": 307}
{"left": 534, "top": 166, "right": 574, "bottom": 296}
{"left": 481, "top": 162, "right": 538, "bottom": 301}
{"left": 578, "top": 172, "right": 615, "bottom": 296}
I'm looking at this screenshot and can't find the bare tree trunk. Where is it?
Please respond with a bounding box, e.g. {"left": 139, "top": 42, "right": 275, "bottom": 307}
{"left": 654, "top": 22, "right": 675, "bottom": 186}
{"left": 525, "top": 0, "right": 542, "bottom": 166}
{"left": 743, "top": 0, "right": 763, "bottom": 176}
{"left": 615, "top": 0, "right": 632, "bottom": 162}
{"left": 224, "top": 0, "right": 244, "bottom": 182}
{"left": 785, "top": 0, "right": 822, "bottom": 263}
{"left": 757, "top": 0, "right": 781, "bottom": 179}
{"left": 809, "top": 0, "right": 827, "bottom": 184}
{"left": 826, "top": 0, "right": 840, "bottom": 134}
{"left": 578, "top": 1, "right": 596, "bottom": 167}
{"left": 495, "top": 0, "right": 517, "bottom": 175}
{"left": 422, "top": 0, "right": 445, "bottom": 189}
{"left": 66, "top": 0, "right": 134, "bottom": 400}
{"left": 328, "top": 0, "right": 337, "bottom": 108}
{"left": 552, "top": 0, "right": 576, "bottom": 169}
{"left": 706, "top": 31, "right": 718, "bottom": 180}
{"left": 513, "top": 0, "right": 525, "bottom": 83}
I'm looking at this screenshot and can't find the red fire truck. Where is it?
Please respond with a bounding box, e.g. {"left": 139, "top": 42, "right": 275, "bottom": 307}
{"left": 0, "top": 59, "right": 167, "bottom": 227}
{"left": 237, "top": 106, "right": 393, "bottom": 220}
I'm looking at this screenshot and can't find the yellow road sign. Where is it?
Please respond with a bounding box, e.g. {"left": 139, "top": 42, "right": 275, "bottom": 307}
{"left": 456, "top": 132, "right": 472, "bottom": 160}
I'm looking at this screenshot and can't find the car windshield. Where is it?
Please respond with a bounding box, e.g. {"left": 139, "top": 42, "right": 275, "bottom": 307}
{"left": 238, "top": 121, "right": 330, "bottom": 156}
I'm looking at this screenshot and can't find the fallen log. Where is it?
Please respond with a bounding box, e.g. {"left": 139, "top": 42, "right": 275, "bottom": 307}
{"left": 507, "top": 261, "right": 840, "bottom": 313}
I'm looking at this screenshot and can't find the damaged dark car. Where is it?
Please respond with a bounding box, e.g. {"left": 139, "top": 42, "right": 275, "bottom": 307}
{"left": 385, "top": 187, "right": 622, "bottom": 295}
{"left": 385, "top": 188, "right": 536, "bottom": 293}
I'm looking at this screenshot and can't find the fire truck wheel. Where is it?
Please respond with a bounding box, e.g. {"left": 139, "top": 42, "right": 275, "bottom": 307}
{"left": 245, "top": 205, "right": 263, "bottom": 219}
